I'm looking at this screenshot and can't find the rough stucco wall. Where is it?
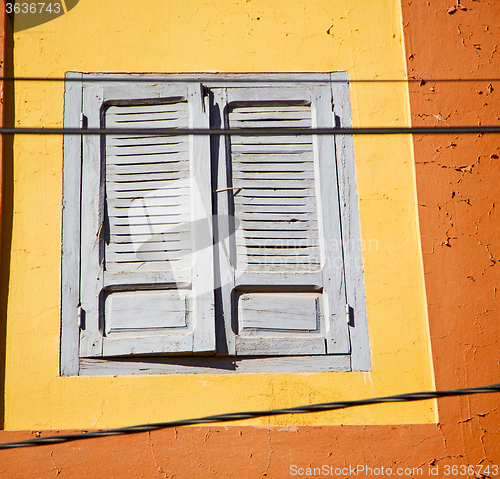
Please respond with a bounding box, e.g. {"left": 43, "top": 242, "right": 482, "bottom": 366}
{"left": 0, "top": 425, "right": 449, "bottom": 478}
{"left": 0, "top": 0, "right": 500, "bottom": 477}
{"left": 402, "top": 0, "right": 500, "bottom": 465}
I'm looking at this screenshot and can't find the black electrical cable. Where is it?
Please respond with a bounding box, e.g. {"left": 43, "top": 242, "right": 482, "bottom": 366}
{"left": 2, "top": 126, "right": 500, "bottom": 136}
{"left": 3, "top": 76, "right": 500, "bottom": 83}
{"left": 0, "top": 383, "right": 499, "bottom": 450}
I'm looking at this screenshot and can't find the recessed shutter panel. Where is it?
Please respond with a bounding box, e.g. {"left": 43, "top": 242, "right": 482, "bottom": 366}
{"left": 223, "top": 86, "right": 349, "bottom": 356}
{"left": 230, "top": 102, "right": 320, "bottom": 272}
{"left": 79, "top": 82, "right": 215, "bottom": 357}
{"left": 105, "top": 102, "right": 192, "bottom": 273}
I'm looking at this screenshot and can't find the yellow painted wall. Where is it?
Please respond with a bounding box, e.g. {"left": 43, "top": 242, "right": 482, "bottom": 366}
{"left": 5, "top": 0, "right": 436, "bottom": 429}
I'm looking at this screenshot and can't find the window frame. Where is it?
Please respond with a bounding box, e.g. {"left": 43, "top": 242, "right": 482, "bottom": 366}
{"left": 60, "top": 72, "right": 370, "bottom": 376}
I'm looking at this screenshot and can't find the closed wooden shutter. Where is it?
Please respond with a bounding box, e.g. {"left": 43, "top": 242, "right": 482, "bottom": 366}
{"left": 215, "top": 85, "right": 350, "bottom": 356}
{"left": 79, "top": 82, "right": 215, "bottom": 357}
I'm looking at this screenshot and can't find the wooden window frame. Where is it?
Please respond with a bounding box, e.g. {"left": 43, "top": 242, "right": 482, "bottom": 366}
{"left": 60, "top": 73, "right": 370, "bottom": 376}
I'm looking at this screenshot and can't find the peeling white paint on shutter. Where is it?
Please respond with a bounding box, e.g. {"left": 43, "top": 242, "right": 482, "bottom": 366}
{"left": 79, "top": 82, "right": 215, "bottom": 358}
{"left": 104, "top": 102, "right": 192, "bottom": 272}
{"left": 229, "top": 104, "right": 321, "bottom": 272}
{"left": 213, "top": 85, "right": 350, "bottom": 357}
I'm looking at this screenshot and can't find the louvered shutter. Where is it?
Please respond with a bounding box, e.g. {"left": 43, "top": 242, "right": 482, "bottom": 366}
{"left": 79, "top": 82, "right": 214, "bottom": 357}
{"left": 216, "top": 85, "right": 349, "bottom": 356}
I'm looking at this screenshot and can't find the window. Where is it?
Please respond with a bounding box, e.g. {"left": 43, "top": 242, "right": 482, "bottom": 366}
{"left": 60, "top": 73, "right": 369, "bottom": 376}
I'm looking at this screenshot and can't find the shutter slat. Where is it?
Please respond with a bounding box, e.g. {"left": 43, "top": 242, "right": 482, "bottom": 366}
{"left": 231, "top": 136, "right": 312, "bottom": 146}
{"left": 108, "top": 135, "right": 188, "bottom": 145}
{"left": 235, "top": 229, "right": 316, "bottom": 239}
{"left": 108, "top": 111, "right": 189, "bottom": 123}
{"left": 230, "top": 144, "right": 312, "bottom": 154}
{"left": 234, "top": 162, "right": 314, "bottom": 172}
{"left": 235, "top": 212, "right": 317, "bottom": 223}
{"left": 239, "top": 237, "right": 318, "bottom": 247}
{"left": 109, "top": 224, "right": 190, "bottom": 235}
{"left": 235, "top": 188, "right": 315, "bottom": 197}
{"left": 110, "top": 233, "right": 188, "bottom": 243}
{"left": 233, "top": 204, "right": 317, "bottom": 213}
{"left": 107, "top": 119, "right": 189, "bottom": 130}
{"left": 106, "top": 176, "right": 190, "bottom": 192}
{"left": 229, "top": 107, "right": 311, "bottom": 118}
{"left": 232, "top": 181, "right": 314, "bottom": 190}
{"left": 106, "top": 154, "right": 190, "bottom": 166}
{"left": 108, "top": 195, "right": 190, "bottom": 207}
{"left": 231, "top": 119, "right": 311, "bottom": 128}
{"left": 105, "top": 258, "right": 191, "bottom": 272}
{"left": 108, "top": 174, "right": 189, "bottom": 185}
{"left": 107, "top": 138, "right": 190, "bottom": 150}
{"left": 232, "top": 152, "right": 314, "bottom": 162}
{"left": 109, "top": 188, "right": 190, "bottom": 200}
{"left": 235, "top": 198, "right": 316, "bottom": 207}
{"left": 237, "top": 262, "right": 321, "bottom": 271}
{"left": 107, "top": 161, "right": 188, "bottom": 174}
{"left": 107, "top": 102, "right": 188, "bottom": 114}
{"left": 232, "top": 171, "right": 315, "bottom": 181}
{"left": 110, "top": 204, "right": 190, "bottom": 218}
{"left": 109, "top": 233, "right": 190, "bottom": 244}
{"left": 109, "top": 236, "right": 191, "bottom": 252}
{"left": 237, "top": 247, "right": 320, "bottom": 258}
{"left": 106, "top": 250, "right": 191, "bottom": 263}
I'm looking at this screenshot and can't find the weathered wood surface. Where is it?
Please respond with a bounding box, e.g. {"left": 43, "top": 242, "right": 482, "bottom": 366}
{"left": 60, "top": 72, "right": 83, "bottom": 376}
{"left": 81, "top": 355, "right": 351, "bottom": 375}
{"left": 61, "top": 74, "right": 369, "bottom": 374}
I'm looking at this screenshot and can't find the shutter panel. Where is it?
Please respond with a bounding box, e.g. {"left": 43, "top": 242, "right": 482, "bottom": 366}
{"left": 105, "top": 102, "right": 192, "bottom": 273}
{"left": 218, "top": 85, "right": 349, "bottom": 356}
{"left": 230, "top": 103, "right": 320, "bottom": 272}
{"left": 79, "top": 82, "right": 215, "bottom": 357}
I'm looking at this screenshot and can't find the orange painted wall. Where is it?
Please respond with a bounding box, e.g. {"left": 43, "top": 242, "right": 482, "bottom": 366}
{"left": 0, "top": 1, "right": 499, "bottom": 477}
{"left": 402, "top": 0, "right": 500, "bottom": 464}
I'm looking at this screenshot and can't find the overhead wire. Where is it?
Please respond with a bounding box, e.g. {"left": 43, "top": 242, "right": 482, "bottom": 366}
{"left": 2, "top": 126, "right": 500, "bottom": 136}
{"left": 0, "top": 383, "right": 499, "bottom": 450}
{"left": 3, "top": 76, "right": 500, "bottom": 83}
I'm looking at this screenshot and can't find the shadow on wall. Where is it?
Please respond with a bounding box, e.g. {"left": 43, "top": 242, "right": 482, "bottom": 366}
{"left": 6, "top": 0, "right": 80, "bottom": 32}
{"left": 0, "top": 11, "right": 14, "bottom": 429}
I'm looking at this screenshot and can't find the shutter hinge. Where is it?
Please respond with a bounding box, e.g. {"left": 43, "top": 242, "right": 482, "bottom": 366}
{"left": 80, "top": 113, "right": 88, "bottom": 129}
{"left": 77, "top": 306, "right": 85, "bottom": 330}
{"left": 345, "top": 304, "right": 353, "bottom": 326}
{"left": 201, "top": 85, "right": 210, "bottom": 113}
{"left": 334, "top": 113, "right": 341, "bottom": 128}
